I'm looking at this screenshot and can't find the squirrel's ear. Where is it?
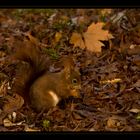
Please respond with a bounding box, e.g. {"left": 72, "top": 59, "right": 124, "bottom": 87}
{"left": 63, "top": 66, "right": 71, "bottom": 79}
{"left": 61, "top": 56, "right": 75, "bottom": 67}
{"left": 60, "top": 56, "right": 73, "bottom": 79}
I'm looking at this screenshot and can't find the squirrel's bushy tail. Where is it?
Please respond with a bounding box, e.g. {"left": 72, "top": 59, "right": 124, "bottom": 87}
{"left": 12, "top": 41, "right": 50, "bottom": 102}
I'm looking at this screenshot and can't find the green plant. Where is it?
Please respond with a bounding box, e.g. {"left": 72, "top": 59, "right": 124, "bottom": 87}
{"left": 42, "top": 119, "right": 51, "bottom": 130}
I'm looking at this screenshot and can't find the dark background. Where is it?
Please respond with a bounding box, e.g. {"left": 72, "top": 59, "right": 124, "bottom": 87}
{"left": 0, "top": 0, "right": 139, "bottom": 7}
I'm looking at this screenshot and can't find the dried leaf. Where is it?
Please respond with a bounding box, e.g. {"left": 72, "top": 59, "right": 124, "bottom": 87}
{"left": 100, "top": 78, "right": 122, "bottom": 84}
{"left": 0, "top": 80, "right": 8, "bottom": 97}
{"left": 70, "top": 22, "right": 113, "bottom": 53}
{"left": 8, "top": 112, "right": 17, "bottom": 122}
{"left": 129, "top": 108, "right": 140, "bottom": 113}
{"left": 133, "top": 80, "right": 140, "bottom": 88}
{"left": 54, "top": 32, "right": 62, "bottom": 43}
{"left": 3, "top": 118, "right": 13, "bottom": 127}
{"left": 70, "top": 32, "right": 85, "bottom": 49}
{"left": 25, "top": 126, "right": 41, "bottom": 132}
{"left": 127, "top": 44, "right": 140, "bottom": 55}
{"left": 107, "top": 117, "right": 117, "bottom": 128}
{"left": 3, "top": 118, "right": 25, "bottom": 127}
{"left": 0, "top": 51, "right": 6, "bottom": 58}
{"left": 106, "top": 115, "right": 126, "bottom": 130}
{"left": 3, "top": 94, "right": 24, "bottom": 113}
{"left": 133, "top": 55, "right": 140, "bottom": 66}
{"left": 83, "top": 22, "right": 114, "bottom": 52}
{"left": 71, "top": 16, "right": 85, "bottom": 25}
{"left": 25, "top": 31, "right": 39, "bottom": 45}
{"left": 100, "top": 9, "right": 112, "bottom": 16}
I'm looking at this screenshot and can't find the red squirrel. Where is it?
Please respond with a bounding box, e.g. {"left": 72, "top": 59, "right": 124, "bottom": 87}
{"left": 12, "top": 41, "right": 81, "bottom": 112}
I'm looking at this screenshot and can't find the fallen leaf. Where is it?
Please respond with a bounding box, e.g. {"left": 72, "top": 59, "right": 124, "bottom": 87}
{"left": 3, "top": 118, "right": 13, "bottom": 127}
{"left": 0, "top": 33, "right": 5, "bottom": 45}
{"left": 70, "top": 32, "right": 85, "bottom": 49}
{"left": 24, "top": 126, "right": 41, "bottom": 132}
{"left": 100, "top": 78, "right": 122, "bottom": 84}
{"left": 54, "top": 32, "right": 62, "bottom": 43}
{"left": 132, "top": 80, "right": 140, "bottom": 88}
{"left": 3, "top": 118, "right": 25, "bottom": 127}
{"left": 0, "top": 80, "right": 8, "bottom": 97}
{"left": 129, "top": 108, "right": 140, "bottom": 113}
{"left": 107, "top": 117, "right": 117, "bottom": 128}
{"left": 83, "top": 22, "right": 114, "bottom": 52}
{"left": 0, "top": 126, "right": 9, "bottom": 131}
{"left": 0, "top": 51, "right": 6, "bottom": 58}
{"left": 25, "top": 31, "right": 39, "bottom": 45}
{"left": 71, "top": 16, "right": 85, "bottom": 25}
{"left": 133, "top": 55, "right": 140, "bottom": 66}
{"left": 70, "top": 22, "right": 113, "bottom": 53}
{"left": 100, "top": 9, "right": 112, "bottom": 16}
{"left": 126, "top": 44, "right": 140, "bottom": 55}
{"left": 3, "top": 94, "right": 24, "bottom": 113}
{"left": 106, "top": 115, "right": 126, "bottom": 130}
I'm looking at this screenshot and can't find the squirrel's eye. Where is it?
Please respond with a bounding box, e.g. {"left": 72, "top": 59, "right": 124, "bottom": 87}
{"left": 72, "top": 79, "right": 77, "bottom": 84}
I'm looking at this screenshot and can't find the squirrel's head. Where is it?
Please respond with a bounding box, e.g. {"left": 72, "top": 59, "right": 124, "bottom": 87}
{"left": 68, "top": 69, "right": 81, "bottom": 98}
{"left": 61, "top": 57, "right": 81, "bottom": 98}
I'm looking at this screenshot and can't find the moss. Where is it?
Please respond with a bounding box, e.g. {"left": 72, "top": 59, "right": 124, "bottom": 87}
{"left": 42, "top": 119, "right": 51, "bottom": 130}
{"left": 44, "top": 48, "right": 59, "bottom": 60}
{"left": 11, "top": 9, "right": 56, "bottom": 20}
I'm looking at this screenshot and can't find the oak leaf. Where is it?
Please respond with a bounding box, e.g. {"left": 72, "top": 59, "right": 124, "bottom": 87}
{"left": 84, "top": 22, "right": 114, "bottom": 52}
{"left": 70, "top": 32, "right": 85, "bottom": 49}
{"left": 70, "top": 22, "right": 114, "bottom": 53}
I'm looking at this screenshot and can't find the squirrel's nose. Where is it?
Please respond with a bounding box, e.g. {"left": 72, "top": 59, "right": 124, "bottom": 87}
{"left": 70, "top": 89, "right": 81, "bottom": 98}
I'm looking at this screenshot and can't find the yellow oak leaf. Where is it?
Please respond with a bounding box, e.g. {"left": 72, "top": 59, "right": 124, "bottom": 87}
{"left": 70, "top": 22, "right": 114, "bottom": 53}
{"left": 83, "top": 22, "right": 114, "bottom": 52}
{"left": 70, "top": 32, "right": 85, "bottom": 49}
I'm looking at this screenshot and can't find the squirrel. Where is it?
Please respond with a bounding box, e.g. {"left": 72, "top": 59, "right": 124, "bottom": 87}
{"left": 12, "top": 41, "right": 81, "bottom": 112}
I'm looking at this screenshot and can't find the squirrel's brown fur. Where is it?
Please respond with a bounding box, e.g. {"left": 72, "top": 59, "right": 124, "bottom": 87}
{"left": 12, "top": 41, "right": 81, "bottom": 112}
{"left": 12, "top": 41, "right": 51, "bottom": 103}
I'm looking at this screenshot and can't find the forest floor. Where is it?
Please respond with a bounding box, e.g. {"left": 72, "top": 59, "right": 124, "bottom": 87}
{"left": 0, "top": 9, "right": 140, "bottom": 131}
